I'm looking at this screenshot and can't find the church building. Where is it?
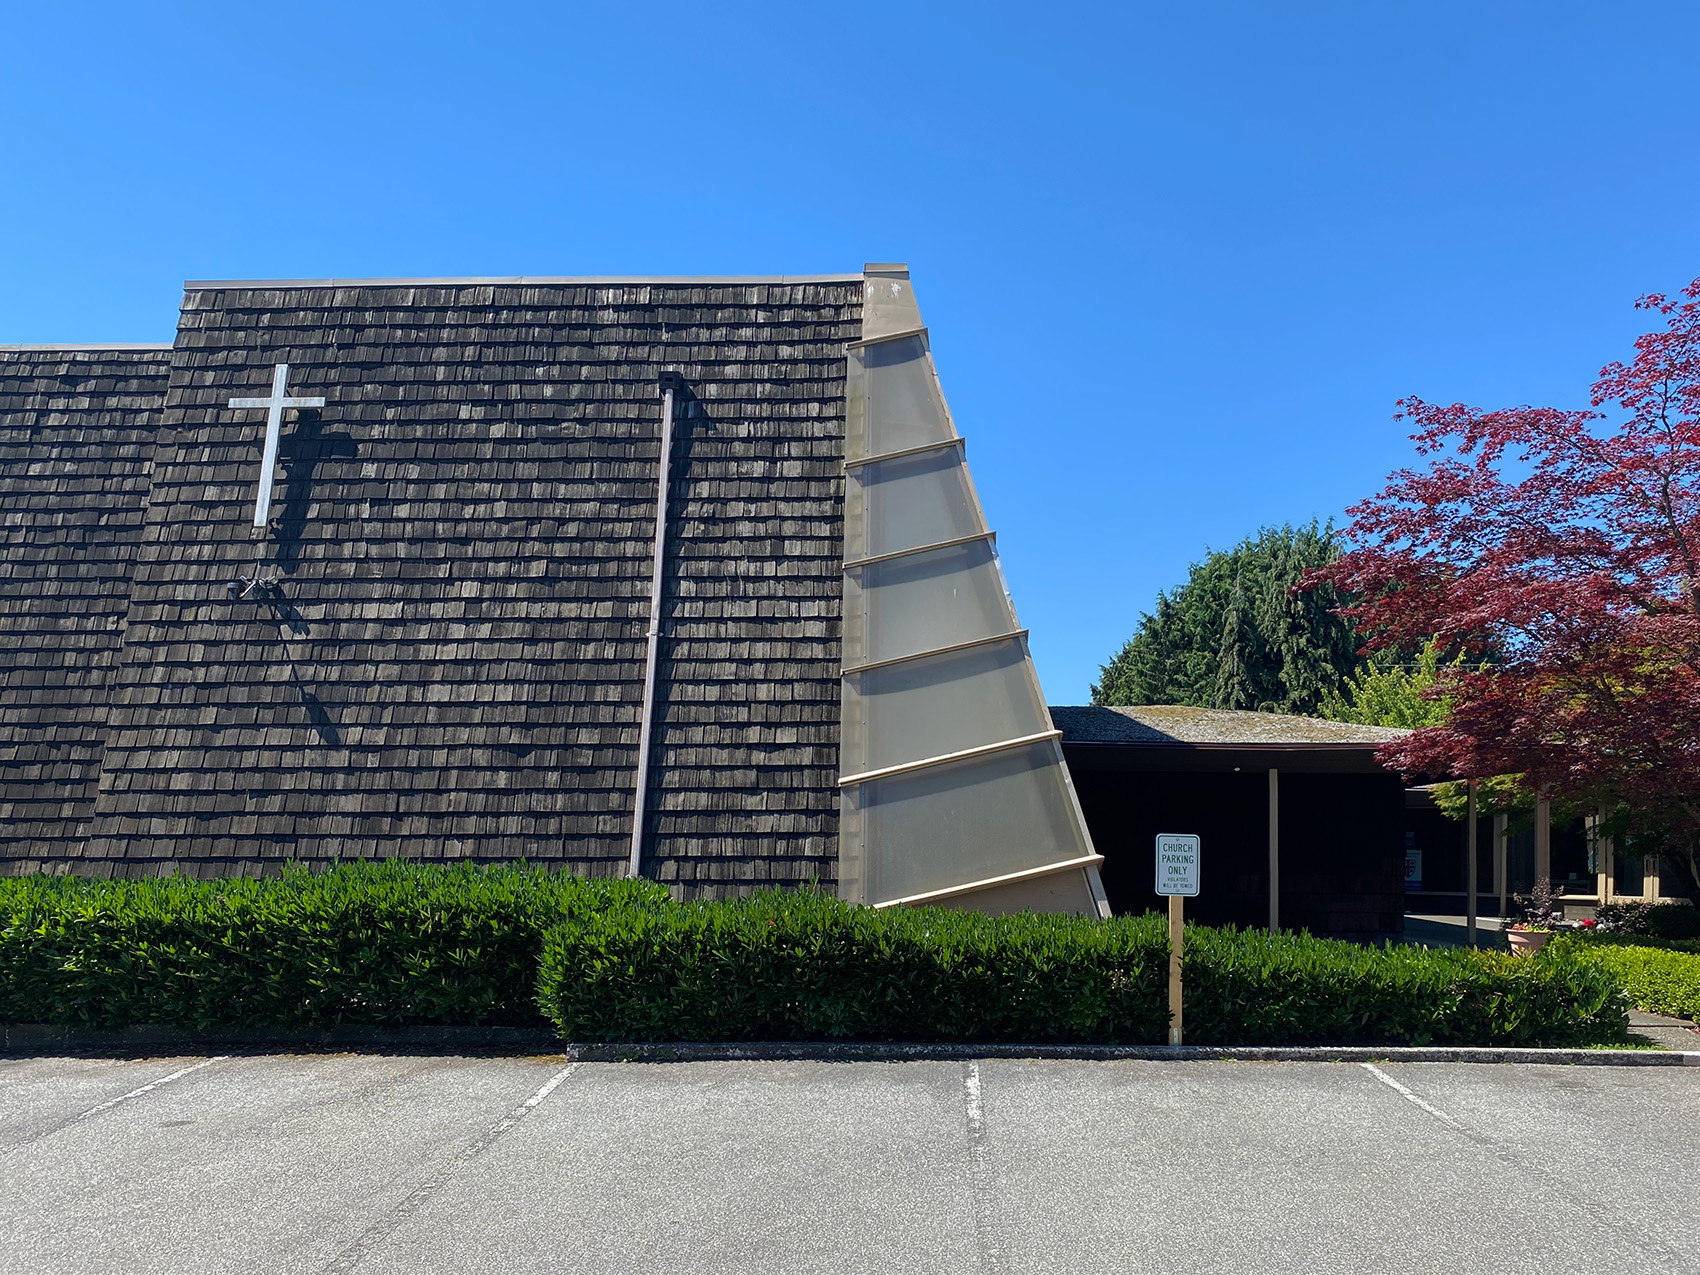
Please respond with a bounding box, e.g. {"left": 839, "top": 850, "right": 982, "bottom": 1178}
{"left": 0, "top": 266, "right": 1110, "bottom": 916}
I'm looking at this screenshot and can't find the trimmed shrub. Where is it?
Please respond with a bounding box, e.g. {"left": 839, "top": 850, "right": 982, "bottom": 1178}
{"left": 1576, "top": 933, "right": 1700, "bottom": 956}
{"left": 538, "top": 890, "right": 1630, "bottom": 1047}
{"left": 1596, "top": 901, "right": 1700, "bottom": 940}
{"left": 0, "top": 862, "right": 668, "bottom": 1029}
{"left": 1182, "top": 926, "right": 1626, "bottom": 1047}
{"left": 537, "top": 888, "right": 1170, "bottom": 1044}
{"left": 0, "top": 871, "right": 1635, "bottom": 1045}
{"left": 1558, "top": 937, "right": 1700, "bottom": 1021}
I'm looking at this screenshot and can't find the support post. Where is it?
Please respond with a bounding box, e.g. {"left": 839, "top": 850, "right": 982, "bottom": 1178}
{"left": 628, "top": 375, "right": 680, "bottom": 879}
{"left": 1534, "top": 792, "right": 1551, "bottom": 890}
{"left": 1267, "top": 768, "right": 1279, "bottom": 932}
{"left": 1168, "top": 893, "right": 1183, "bottom": 1047}
{"left": 1601, "top": 820, "right": 1616, "bottom": 902}
{"left": 1466, "top": 780, "right": 1478, "bottom": 948}
{"left": 1494, "top": 812, "right": 1508, "bottom": 920}
{"left": 1591, "top": 810, "right": 1609, "bottom": 904}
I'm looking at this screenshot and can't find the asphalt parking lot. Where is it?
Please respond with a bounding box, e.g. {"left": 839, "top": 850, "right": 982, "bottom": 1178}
{"left": 1, "top": 1051, "right": 1695, "bottom": 1274}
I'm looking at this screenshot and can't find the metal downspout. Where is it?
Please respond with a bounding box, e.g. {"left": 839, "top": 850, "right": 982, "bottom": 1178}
{"left": 628, "top": 372, "right": 681, "bottom": 878}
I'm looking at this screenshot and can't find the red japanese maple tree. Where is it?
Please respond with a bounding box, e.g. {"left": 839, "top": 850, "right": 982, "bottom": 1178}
{"left": 1317, "top": 279, "right": 1700, "bottom": 898}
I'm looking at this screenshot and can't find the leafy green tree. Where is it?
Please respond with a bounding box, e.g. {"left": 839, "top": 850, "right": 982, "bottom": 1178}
{"left": 1323, "top": 642, "right": 1530, "bottom": 819}
{"left": 1320, "top": 640, "right": 1452, "bottom": 728}
{"left": 1092, "top": 524, "right": 1362, "bottom": 714}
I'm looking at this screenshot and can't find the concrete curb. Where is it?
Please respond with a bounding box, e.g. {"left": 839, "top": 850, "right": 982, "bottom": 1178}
{"left": 564, "top": 1041, "right": 1700, "bottom": 1066}
{"left": 4, "top": 1025, "right": 1696, "bottom": 1066}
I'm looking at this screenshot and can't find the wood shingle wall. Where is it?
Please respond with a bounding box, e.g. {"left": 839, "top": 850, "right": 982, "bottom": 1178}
{"left": 1, "top": 282, "right": 857, "bottom": 893}
{"left": 0, "top": 348, "right": 172, "bottom": 866}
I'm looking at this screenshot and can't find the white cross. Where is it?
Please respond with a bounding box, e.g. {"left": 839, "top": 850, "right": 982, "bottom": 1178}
{"left": 228, "top": 364, "right": 326, "bottom": 528}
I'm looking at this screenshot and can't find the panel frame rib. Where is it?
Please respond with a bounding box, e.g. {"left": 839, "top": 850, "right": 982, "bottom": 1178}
{"left": 842, "top": 436, "right": 966, "bottom": 472}
{"left": 841, "top": 530, "right": 996, "bottom": 572}
{"left": 840, "top": 628, "right": 1028, "bottom": 678}
{"left": 845, "top": 324, "right": 928, "bottom": 350}
{"left": 838, "top": 729, "right": 1063, "bottom": 788}
{"left": 870, "top": 854, "right": 1107, "bottom": 910}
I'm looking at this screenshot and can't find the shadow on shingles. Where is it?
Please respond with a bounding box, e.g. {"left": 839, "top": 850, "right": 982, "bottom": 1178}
{"left": 277, "top": 651, "right": 341, "bottom": 748}
{"left": 265, "top": 593, "right": 311, "bottom": 638}
{"left": 274, "top": 409, "right": 357, "bottom": 576}
{"left": 293, "top": 684, "right": 342, "bottom": 748}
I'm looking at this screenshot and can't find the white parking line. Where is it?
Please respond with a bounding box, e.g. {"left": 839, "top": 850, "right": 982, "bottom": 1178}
{"left": 0, "top": 1054, "right": 230, "bottom": 1160}
{"left": 519, "top": 1065, "right": 574, "bottom": 1112}
{"left": 960, "top": 1062, "right": 1007, "bottom": 1275}
{"left": 321, "top": 1062, "right": 577, "bottom": 1274}
{"left": 1360, "top": 1062, "right": 1467, "bottom": 1132}
{"left": 75, "top": 1056, "right": 230, "bottom": 1122}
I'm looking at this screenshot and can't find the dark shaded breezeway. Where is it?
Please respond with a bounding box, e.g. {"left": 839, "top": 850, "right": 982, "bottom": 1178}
{"left": 1054, "top": 705, "right": 1407, "bottom": 940}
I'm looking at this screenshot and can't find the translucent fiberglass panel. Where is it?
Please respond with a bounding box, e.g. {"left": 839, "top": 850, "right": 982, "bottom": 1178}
{"left": 860, "top": 336, "right": 953, "bottom": 456}
{"left": 850, "top": 448, "right": 981, "bottom": 559}
{"left": 840, "top": 636, "right": 1048, "bottom": 775}
{"left": 941, "top": 869, "right": 1100, "bottom": 918}
{"left": 863, "top": 268, "right": 924, "bottom": 337}
{"left": 842, "top": 538, "right": 1016, "bottom": 666}
{"left": 857, "top": 741, "right": 1093, "bottom": 904}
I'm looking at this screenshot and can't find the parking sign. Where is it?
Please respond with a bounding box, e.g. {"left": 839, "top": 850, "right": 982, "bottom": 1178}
{"left": 1155, "top": 833, "right": 1201, "bottom": 897}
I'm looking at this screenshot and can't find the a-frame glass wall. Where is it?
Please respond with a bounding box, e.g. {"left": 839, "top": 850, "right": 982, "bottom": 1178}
{"left": 837, "top": 264, "right": 1111, "bottom": 916}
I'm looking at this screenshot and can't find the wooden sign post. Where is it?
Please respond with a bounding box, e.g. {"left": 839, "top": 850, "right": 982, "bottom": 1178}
{"left": 1155, "top": 833, "right": 1201, "bottom": 1046}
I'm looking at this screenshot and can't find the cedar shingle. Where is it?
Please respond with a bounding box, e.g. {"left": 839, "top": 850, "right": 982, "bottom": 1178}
{"left": 2, "top": 281, "right": 860, "bottom": 893}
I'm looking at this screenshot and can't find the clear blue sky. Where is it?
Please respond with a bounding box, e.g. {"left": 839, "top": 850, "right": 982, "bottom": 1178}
{"left": 5, "top": 3, "right": 1698, "bottom": 700}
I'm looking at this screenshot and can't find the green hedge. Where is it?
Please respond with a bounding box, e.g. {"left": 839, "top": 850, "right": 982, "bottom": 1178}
{"left": 0, "top": 870, "right": 1635, "bottom": 1045}
{"left": 0, "top": 862, "right": 667, "bottom": 1029}
{"left": 538, "top": 890, "right": 1630, "bottom": 1047}
{"left": 1558, "top": 937, "right": 1700, "bottom": 1021}
{"left": 1181, "top": 925, "right": 1626, "bottom": 1047}
{"left": 1577, "top": 933, "right": 1700, "bottom": 956}
{"left": 538, "top": 890, "right": 1172, "bottom": 1044}
{"left": 1596, "top": 901, "right": 1700, "bottom": 940}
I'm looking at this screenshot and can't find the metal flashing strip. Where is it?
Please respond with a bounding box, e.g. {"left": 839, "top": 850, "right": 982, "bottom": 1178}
{"left": 0, "top": 343, "right": 174, "bottom": 351}
{"left": 628, "top": 377, "right": 681, "bottom": 878}
{"left": 842, "top": 531, "right": 995, "bottom": 572}
{"left": 870, "top": 854, "right": 1106, "bottom": 910}
{"left": 845, "top": 325, "right": 928, "bottom": 351}
{"left": 838, "top": 730, "right": 1062, "bottom": 788}
{"left": 843, "top": 437, "right": 966, "bottom": 471}
{"left": 840, "top": 629, "right": 1027, "bottom": 678}
{"left": 182, "top": 273, "right": 863, "bottom": 291}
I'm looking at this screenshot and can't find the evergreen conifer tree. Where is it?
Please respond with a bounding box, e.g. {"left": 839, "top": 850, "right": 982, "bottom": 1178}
{"left": 1092, "top": 523, "right": 1362, "bottom": 715}
{"left": 1211, "top": 570, "right": 1258, "bottom": 709}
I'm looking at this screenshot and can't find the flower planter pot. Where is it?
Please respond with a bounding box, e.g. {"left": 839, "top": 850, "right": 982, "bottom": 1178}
{"left": 1507, "top": 929, "right": 1552, "bottom": 956}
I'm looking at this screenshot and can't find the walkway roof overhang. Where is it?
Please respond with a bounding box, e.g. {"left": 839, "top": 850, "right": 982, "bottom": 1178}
{"left": 1059, "top": 741, "right": 1395, "bottom": 775}
{"left": 1051, "top": 705, "right": 1408, "bottom": 776}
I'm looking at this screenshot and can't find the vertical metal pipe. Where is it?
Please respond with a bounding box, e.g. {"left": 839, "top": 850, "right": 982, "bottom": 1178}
{"left": 1534, "top": 792, "right": 1551, "bottom": 889}
{"left": 1494, "top": 811, "right": 1508, "bottom": 920}
{"left": 627, "top": 380, "right": 678, "bottom": 878}
{"left": 1600, "top": 814, "right": 1616, "bottom": 903}
{"left": 1466, "top": 780, "right": 1478, "bottom": 948}
{"left": 1267, "top": 767, "right": 1279, "bottom": 932}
